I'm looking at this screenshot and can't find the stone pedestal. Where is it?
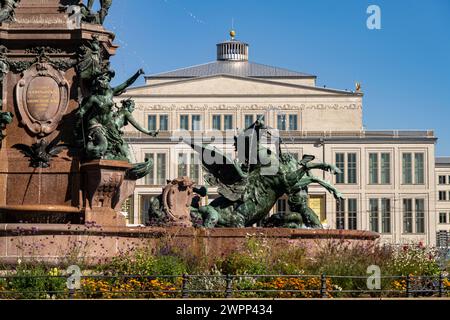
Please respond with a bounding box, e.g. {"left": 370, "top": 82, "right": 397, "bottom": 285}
{"left": 0, "top": 0, "right": 117, "bottom": 225}
{"left": 81, "top": 160, "right": 132, "bottom": 228}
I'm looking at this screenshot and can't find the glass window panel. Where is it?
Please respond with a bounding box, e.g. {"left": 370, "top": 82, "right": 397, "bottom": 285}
{"left": 403, "top": 199, "right": 413, "bottom": 234}
{"left": 159, "top": 115, "right": 168, "bottom": 131}
{"left": 257, "top": 114, "right": 265, "bottom": 122}
{"left": 156, "top": 153, "right": 166, "bottom": 185}
{"left": 277, "top": 114, "right": 287, "bottom": 131}
{"left": 148, "top": 115, "right": 157, "bottom": 131}
{"left": 414, "top": 153, "right": 424, "bottom": 184}
{"left": 224, "top": 115, "right": 233, "bottom": 130}
{"left": 244, "top": 115, "right": 254, "bottom": 129}
{"left": 336, "top": 153, "right": 345, "bottom": 184}
{"left": 192, "top": 115, "right": 201, "bottom": 131}
{"left": 439, "top": 191, "right": 447, "bottom": 201}
{"left": 348, "top": 199, "right": 357, "bottom": 230}
{"left": 369, "top": 199, "right": 379, "bottom": 233}
{"left": 336, "top": 200, "right": 345, "bottom": 230}
{"left": 139, "top": 195, "right": 153, "bottom": 225}
{"left": 402, "top": 153, "right": 412, "bottom": 184}
{"left": 381, "top": 198, "right": 391, "bottom": 234}
{"left": 347, "top": 153, "right": 357, "bottom": 184}
{"left": 178, "top": 153, "right": 188, "bottom": 177}
{"left": 415, "top": 199, "right": 425, "bottom": 234}
{"left": 381, "top": 153, "right": 391, "bottom": 184}
{"left": 212, "top": 115, "right": 221, "bottom": 130}
{"left": 369, "top": 153, "right": 379, "bottom": 184}
{"left": 289, "top": 114, "right": 298, "bottom": 131}
{"left": 439, "top": 176, "right": 447, "bottom": 185}
{"left": 439, "top": 212, "right": 447, "bottom": 224}
{"left": 180, "top": 115, "right": 189, "bottom": 130}
{"left": 144, "top": 153, "right": 154, "bottom": 185}
{"left": 190, "top": 153, "right": 200, "bottom": 181}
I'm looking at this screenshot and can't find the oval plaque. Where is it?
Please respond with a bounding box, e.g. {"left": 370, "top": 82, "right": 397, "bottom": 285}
{"left": 16, "top": 63, "right": 69, "bottom": 136}
{"left": 26, "top": 77, "right": 61, "bottom": 122}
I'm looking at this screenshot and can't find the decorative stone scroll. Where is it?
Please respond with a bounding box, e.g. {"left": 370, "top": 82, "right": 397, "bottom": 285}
{"left": 15, "top": 62, "right": 69, "bottom": 136}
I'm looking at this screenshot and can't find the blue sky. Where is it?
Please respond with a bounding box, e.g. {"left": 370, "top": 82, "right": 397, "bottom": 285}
{"left": 104, "top": 0, "right": 450, "bottom": 155}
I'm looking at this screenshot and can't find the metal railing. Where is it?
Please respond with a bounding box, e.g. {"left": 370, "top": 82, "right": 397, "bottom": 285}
{"left": 0, "top": 273, "right": 448, "bottom": 299}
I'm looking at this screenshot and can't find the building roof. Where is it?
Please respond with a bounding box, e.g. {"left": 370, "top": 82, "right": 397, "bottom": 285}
{"left": 146, "top": 60, "right": 316, "bottom": 79}
{"left": 436, "top": 157, "right": 450, "bottom": 165}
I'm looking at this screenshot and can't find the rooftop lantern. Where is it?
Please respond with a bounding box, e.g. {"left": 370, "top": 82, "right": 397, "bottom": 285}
{"left": 216, "top": 30, "right": 249, "bottom": 61}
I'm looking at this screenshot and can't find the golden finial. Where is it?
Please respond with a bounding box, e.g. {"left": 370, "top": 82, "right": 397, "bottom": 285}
{"left": 230, "top": 30, "right": 236, "bottom": 40}
{"left": 355, "top": 82, "right": 361, "bottom": 92}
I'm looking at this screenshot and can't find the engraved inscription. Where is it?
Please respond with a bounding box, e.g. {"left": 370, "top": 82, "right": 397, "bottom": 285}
{"left": 26, "top": 77, "right": 60, "bottom": 121}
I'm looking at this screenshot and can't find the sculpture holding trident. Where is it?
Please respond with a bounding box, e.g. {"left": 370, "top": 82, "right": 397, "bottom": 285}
{"left": 86, "top": 0, "right": 112, "bottom": 24}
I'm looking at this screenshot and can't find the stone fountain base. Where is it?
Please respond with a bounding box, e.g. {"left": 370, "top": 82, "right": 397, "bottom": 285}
{"left": 0, "top": 225, "right": 380, "bottom": 265}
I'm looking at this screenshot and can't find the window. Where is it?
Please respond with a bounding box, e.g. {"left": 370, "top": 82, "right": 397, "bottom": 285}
{"left": 190, "top": 153, "right": 200, "bottom": 181}
{"left": 139, "top": 195, "right": 154, "bottom": 225}
{"left": 347, "top": 153, "right": 357, "bottom": 184}
{"left": 439, "top": 176, "right": 447, "bottom": 185}
{"left": 277, "top": 114, "right": 287, "bottom": 131}
{"left": 336, "top": 200, "right": 345, "bottom": 230}
{"left": 257, "top": 114, "right": 265, "bottom": 122}
{"left": 159, "top": 115, "right": 168, "bottom": 131}
{"left": 144, "top": 153, "right": 167, "bottom": 185}
{"left": 402, "top": 152, "right": 425, "bottom": 185}
{"left": 439, "top": 212, "right": 448, "bottom": 224}
{"left": 192, "top": 115, "right": 201, "bottom": 131}
{"left": 381, "top": 153, "right": 391, "bottom": 184}
{"left": 178, "top": 153, "right": 188, "bottom": 177}
{"left": 439, "top": 191, "right": 447, "bottom": 201}
{"left": 369, "top": 154, "right": 379, "bottom": 184}
{"left": 335, "top": 153, "right": 345, "bottom": 184}
{"left": 370, "top": 198, "right": 391, "bottom": 234}
{"left": 348, "top": 199, "right": 357, "bottom": 230}
{"left": 244, "top": 115, "right": 254, "bottom": 128}
{"left": 212, "top": 115, "right": 221, "bottom": 130}
{"left": 369, "top": 153, "right": 391, "bottom": 185}
{"left": 381, "top": 199, "right": 391, "bottom": 234}
{"left": 403, "top": 198, "right": 425, "bottom": 234}
{"left": 180, "top": 115, "right": 189, "bottom": 130}
{"left": 178, "top": 153, "right": 201, "bottom": 181}
{"left": 224, "top": 115, "right": 233, "bottom": 130}
{"left": 148, "top": 115, "right": 157, "bottom": 131}
{"left": 415, "top": 153, "right": 424, "bottom": 184}
{"left": 415, "top": 199, "right": 425, "bottom": 234}
{"left": 289, "top": 115, "right": 298, "bottom": 131}
{"left": 403, "top": 199, "right": 413, "bottom": 234}
{"left": 369, "top": 199, "right": 379, "bottom": 233}
{"left": 336, "top": 199, "right": 357, "bottom": 230}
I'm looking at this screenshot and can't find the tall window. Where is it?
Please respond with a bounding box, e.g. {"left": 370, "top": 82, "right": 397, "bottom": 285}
{"left": 403, "top": 198, "right": 425, "bottom": 234}
{"left": 439, "top": 176, "right": 447, "bottom": 185}
{"left": 224, "top": 115, "right": 233, "bottom": 130}
{"left": 347, "top": 153, "right": 357, "bottom": 184}
{"left": 381, "top": 199, "right": 391, "bottom": 234}
{"left": 144, "top": 153, "right": 167, "bottom": 185}
{"left": 336, "top": 199, "right": 357, "bottom": 230}
{"left": 148, "top": 115, "right": 157, "bottom": 131}
{"left": 244, "top": 115, "right": 254, "bottom": 128}
{"left": 402, "top": 152, "right": 425, "bottom": 185}
{"left": 403, "top": 199, "right": 413, "bottom": 234}
{"left": 159, "top": 115, "right": 168, "bottom": 131}
{"left": 190, "top": 153, "right": 200, "bottom": 181}
{"left": 369, "top": 199, "right": 379, "bottom": 233}
{"left": 335, "top": 153, "right": 345, "bottom": 184}
{"left": 381, "top": 153, "right": 391, "bottom": 184}
{"left": 439, "top": 191, "right": 447, "bottom": 201}
{"left": 369, "top": 154, "right": 379, "bottom": 184}
{"left": 180, "top": 115, "right": 189, "bottom": 130}
{"left": 336, "top": 200, "right": 345, "bottom": 230}
{"left": 178, "top": 153, "right": 188, "bottom": 177}
{"left": 439, "top": 212, "right": 448, "bottom": 224}
{"left": 289, "top": 114, "right": 298, "bottom": 131}
{"left": 212, "top": 115, "right": 221, "bottom": 130}
{"left": 257, "top": 114, "right": 265, "bottom": 122}
{"left": 277, "top": 114, "right": 287, "bottom": 131}
{"left": 192, "top": 115, "right": 201, "bottom": 131}
{"left": 348, "top": 199, "right": 357, "bottom": 230}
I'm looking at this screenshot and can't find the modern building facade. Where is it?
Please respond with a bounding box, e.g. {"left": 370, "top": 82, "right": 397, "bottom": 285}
{"left": 119, "top": 33, "right": 443, "bottom": 246}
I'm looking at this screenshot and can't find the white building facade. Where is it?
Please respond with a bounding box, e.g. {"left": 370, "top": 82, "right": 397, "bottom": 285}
{"left": 119, "top": 34, "right": 442, "bottom": 246}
